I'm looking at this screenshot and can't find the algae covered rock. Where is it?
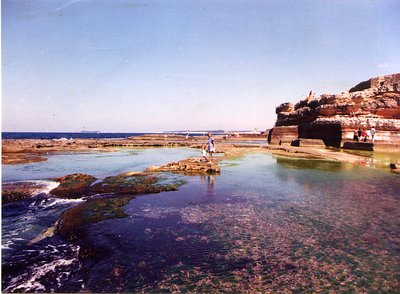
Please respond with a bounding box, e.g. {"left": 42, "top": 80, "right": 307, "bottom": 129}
{"left": 49, "top": 171, "right": 186, "bottom": 198}
{"left": 145, "top": 157, "right": 221, "bottom": 175}
{"left": 2, "top": 181, "right": 54, "bottom": 204}
{"left": 89, "top": 172, "right": 182, "bottom": 194}
{"left": 50, "top": 173, "right": 97, "bottom": 198}
{"left": 56, "top": 195, "right": 133, "bottom": 241}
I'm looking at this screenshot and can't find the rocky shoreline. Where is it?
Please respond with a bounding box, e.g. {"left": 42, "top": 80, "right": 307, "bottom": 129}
{"left": 2, "top": 135, "right": 399, "bottom": 291}
{"left": 2, "top": 133, "right": 399, "bottom": 207}
{"left": 2, "top": 134, "right": 399, "bottom": 172}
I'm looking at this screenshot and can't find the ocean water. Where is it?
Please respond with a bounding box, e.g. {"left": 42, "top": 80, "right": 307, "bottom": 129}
{"left": 1, "top": 132, "right": 150, "bottom": 140}
{"left": 1, "top": 131, "right": 213, "bottom": 140}
{"left": 2, "top": 149, "right": 400, "bottom": 292}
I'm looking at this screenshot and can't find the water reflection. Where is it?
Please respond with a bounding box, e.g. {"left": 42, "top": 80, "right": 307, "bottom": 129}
{"left": 343, "top": 149, "right": 400, "bottom": 169}
{"left": 275, "top": 156, "right": 344, "bottom": 171}
{"left": 201, "top": 175, "right": 216, "bottom": 196}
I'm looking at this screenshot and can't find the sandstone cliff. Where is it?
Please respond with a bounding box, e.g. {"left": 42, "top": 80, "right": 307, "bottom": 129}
{"left": 270, "top": 73, "right": 400, "bottom": 148}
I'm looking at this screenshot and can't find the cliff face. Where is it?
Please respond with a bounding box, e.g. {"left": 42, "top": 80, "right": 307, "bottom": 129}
{"left": 270, "top": 73, "right": 400, "bottom": 148}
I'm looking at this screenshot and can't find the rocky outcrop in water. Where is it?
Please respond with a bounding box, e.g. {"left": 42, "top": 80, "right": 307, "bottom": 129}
{"left": 57, "top": 195, "right": 134, "bottom": 241}
{"left": 145, "top": 157, "right": 221, "bottom": 175}
{"left": 2, "top": 181, "right": 54, "bottom": 204}
{"left": 49, "top": 172, "right": 185, "bottom": 199}
{"left": 270, "top": 73, "right": 400, "bottom": 148}
{"left": 51, "top": 174, "right": 97, "bottom": 198}
{"left": 90, "top": 172, "right": 183, "bottom": 194}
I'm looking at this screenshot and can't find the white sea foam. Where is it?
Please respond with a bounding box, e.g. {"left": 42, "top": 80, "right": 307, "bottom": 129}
{"left": 2, "top": 243, "right": 12, "bottom": 250}
{"left": 5, "top": 246, "right": 80, "bottom": 292}
{"left": 6, "top": 179, "right": 60, "bottom": 199}
{"left": 45, "top": 197, "right": 84, "bottom": 207}
{"left": 29, "top": 180, "right": 60, "bottom": 195}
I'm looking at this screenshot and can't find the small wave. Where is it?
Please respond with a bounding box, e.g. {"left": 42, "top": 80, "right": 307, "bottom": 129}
{"left": 29, "top": 196, "right": 84, "bottom": 209}
{"left": 90, "top": 179, "right": 103, "bottom": 186}
{"left": 44, "top": 197, "right": 84, "bottom": 207}
{"left": 4, "top": 180, "right": 60, "bottom": 199}
{"left": 28, "top": 180, "right": 60, "bottom": 195}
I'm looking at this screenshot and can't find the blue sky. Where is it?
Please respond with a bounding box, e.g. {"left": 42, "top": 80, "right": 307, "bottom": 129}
{"left": 2, "top": 0, "right": 400, "bottom": 132}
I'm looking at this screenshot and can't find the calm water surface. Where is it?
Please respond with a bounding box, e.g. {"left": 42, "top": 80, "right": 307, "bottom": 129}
{"left": 2, "top": 147, "right": 200, "bottom": 181}
{"left": 2, "top": 149, "right": 400, "bottom": 292}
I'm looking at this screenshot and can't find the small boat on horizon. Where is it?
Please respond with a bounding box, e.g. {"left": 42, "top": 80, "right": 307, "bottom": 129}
{"left": 80, "top": 130, "right": 101, "bottom": 134}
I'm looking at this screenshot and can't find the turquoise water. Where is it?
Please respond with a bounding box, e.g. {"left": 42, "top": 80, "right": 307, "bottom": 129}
{"left": 2, "top": 150, "right": 400, "bottom": 292}
{"left": 2, "top": 147, "right": 200, "bottom": 182}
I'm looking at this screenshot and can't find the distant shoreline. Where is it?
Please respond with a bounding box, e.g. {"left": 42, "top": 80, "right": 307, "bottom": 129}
{"left": 1, "top": 130, "right": 265, "bottom": 140}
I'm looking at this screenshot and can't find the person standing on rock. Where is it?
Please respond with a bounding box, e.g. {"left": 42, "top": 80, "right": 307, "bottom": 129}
{"left": 207, "top": 132, "right": 216, "bottom": 162}
{"left": 370, "top": 126, "right": 376, "bottom": 142}
{"left": 357, "top": 128, "right": 362, "bottom": 141}
{"left": 353, "top": 129, "right": 358, "bottom": 141}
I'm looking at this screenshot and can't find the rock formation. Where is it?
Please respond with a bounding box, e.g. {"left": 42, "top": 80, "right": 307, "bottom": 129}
{"left": 269, "top": 73, "right": 400, "bottom": 148}
{"left": 51, "top": 173, "right": 97, "bottom": 198}
{"left": 145, "top": 157, "right": 221, "bottom": 175}
{"left": 49, "top": 172, "right": 184, "bottom": 199}
{"left": 2, "top": 181, "right": 53, "bottom": 204}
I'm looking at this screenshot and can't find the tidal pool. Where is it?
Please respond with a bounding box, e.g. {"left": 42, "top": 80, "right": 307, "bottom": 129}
{"left": 2, "top": 147, "right": 200, "bottom": 181}
{"left": 2, "top": 151, "right": 400, "bottom": 292}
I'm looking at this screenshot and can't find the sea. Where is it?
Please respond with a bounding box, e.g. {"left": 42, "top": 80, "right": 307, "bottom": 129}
{"left": 2, "top": 132, "right": 156, "bottom": 140}
{"left": 1, "top": 131, "right": 225, "bottom": 140}
{"left": 2, "top": 139, "right": 400, "bottom": 292}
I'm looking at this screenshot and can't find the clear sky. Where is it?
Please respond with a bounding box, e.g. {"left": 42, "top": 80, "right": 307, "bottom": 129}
{"left": 2, "top": 0, "right": 400, "bottom": 132}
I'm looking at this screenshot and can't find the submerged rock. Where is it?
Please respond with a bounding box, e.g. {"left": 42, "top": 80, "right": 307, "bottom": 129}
{"left": 56, "top": 195, "right": 133, "bottom": 242}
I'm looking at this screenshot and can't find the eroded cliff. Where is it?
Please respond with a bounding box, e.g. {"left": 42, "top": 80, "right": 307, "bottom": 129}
{"left": 270, "top": 73, "right": 400, "bottom": 148}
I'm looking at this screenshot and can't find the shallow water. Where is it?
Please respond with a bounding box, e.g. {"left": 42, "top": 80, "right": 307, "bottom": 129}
{"left": 2, "top": 147, "right": 200, "bottom": 181}
{"left": 342, "top": 149, "right": 400, "bottom": 169}
{"left": 2, "top": 150, "right": 400, "bottom": 292}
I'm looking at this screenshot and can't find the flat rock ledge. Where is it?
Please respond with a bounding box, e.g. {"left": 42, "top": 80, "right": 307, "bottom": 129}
{"left": 145, "top": 157, "right": 221, "bottom": 175}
